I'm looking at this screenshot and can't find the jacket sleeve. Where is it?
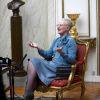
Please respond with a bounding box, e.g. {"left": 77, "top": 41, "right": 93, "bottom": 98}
{"left": 37, "top": 38, "right": 57, "bottom": 59}
{"left": 60, "top": 38, "right": 77, "bottom": 64}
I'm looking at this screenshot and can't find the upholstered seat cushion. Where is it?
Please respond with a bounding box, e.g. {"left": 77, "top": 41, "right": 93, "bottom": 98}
{"left": 50, "top": 75, "right": 81, "bottom": 87}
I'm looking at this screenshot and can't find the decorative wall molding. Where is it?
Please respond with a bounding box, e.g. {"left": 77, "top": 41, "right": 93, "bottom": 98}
{"left": 62, "top": 0, "right": 90, "bottom": 37}
{"left": 79, "top": 37, "right": 96, "bottom": 48}
{"left": 48, "top": 0, "right": 56, "bottom": 45}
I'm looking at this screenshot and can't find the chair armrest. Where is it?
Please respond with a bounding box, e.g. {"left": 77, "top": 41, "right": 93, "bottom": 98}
{"left": 67, "top": 60, "right": 85, "bottom": 85}
{"left": 67, "top": 64, "right": 76, "bottom": 85}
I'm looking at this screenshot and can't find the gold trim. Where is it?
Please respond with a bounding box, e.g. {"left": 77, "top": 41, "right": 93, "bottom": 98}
{"left": 79, "top": 37, "right": 96, "bottom": 48}
{"left": 97, "top": 0, "right": 100, "bottom": 75}
{"left": 62, "top": 0, "right": 64, "bottom": 18}
{"left": 88, "top": 0, "right": 90, "bottom": 37}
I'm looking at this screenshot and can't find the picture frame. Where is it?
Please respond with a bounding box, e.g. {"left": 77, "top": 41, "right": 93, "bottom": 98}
{"left": 62, "top": 0, "right": 90, "bottom": 37}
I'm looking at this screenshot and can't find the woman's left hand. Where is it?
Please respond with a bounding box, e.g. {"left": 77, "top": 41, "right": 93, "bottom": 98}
{"left": 55, "top": 46, "right": 63, "bottom": 53}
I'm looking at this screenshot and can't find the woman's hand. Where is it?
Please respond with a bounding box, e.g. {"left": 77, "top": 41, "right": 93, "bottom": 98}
{"left": 55, "top": 46, "right": 63, "bottom": 53}
{"left": 29, "top": 41, "right": 38, "bottom": 49}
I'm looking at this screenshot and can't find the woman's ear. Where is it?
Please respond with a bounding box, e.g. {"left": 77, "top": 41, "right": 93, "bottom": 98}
{"left": 66, "top": 26, "right": 70, "bottom": 31}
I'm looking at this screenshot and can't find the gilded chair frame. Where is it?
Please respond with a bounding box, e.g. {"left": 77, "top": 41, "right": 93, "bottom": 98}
{"left": 36, "top": 38, "right": 89, "bottom": 100}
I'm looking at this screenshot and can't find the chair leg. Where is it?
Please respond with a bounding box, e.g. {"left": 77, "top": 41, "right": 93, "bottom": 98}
{"left": 56, "top": 89, "right": 63, "bottom": 100}
{"left": 80, "top": 83, "right": 85, "bottom": 100}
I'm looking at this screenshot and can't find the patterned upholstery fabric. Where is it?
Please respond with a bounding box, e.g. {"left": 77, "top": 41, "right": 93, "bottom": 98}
{"left": 50, "top": 75, "right": 81, "bottom": 87}
{"left": 77, "top": 44, "right": 86, "bottom": 61}
{"left": 75, "top": 44, "right": 86, "bottom": 75}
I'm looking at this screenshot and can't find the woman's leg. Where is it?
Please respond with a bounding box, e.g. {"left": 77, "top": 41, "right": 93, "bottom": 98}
{"left": 24, "top": 61, "right": 37, "bottom": 99}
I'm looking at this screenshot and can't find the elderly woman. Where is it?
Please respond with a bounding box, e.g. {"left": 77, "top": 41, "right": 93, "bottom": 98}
{"left": 23, "top": 18, "right": 77, "bottom": 100}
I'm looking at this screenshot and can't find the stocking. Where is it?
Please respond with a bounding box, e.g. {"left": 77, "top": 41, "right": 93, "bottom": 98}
{"left": 24, "top": 61, "right": 37, "bottom": 97}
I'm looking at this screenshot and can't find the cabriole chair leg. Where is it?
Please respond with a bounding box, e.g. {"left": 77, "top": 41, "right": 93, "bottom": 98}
{"left": 80, "top": 83, "right": 85, "bottom": 100}
{"left": 56, "top": 90, "right": 63, "bottom": 100}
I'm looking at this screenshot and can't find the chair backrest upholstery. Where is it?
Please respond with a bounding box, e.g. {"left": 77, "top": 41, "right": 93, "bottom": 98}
{"left": 77, "top": 44, "right": 87, "bottom": 61}
{"left": 75, "top": 39, "right": 89, "bottom": 76}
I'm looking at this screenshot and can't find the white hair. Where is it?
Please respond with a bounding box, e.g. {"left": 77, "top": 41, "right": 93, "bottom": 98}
{"left": 62, "top": 18, "right": 72, "bottom": 29}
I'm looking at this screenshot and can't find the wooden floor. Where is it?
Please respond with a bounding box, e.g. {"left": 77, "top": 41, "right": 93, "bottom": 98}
{"left": 6, "top": 82, "right": 100, "bottom": 100}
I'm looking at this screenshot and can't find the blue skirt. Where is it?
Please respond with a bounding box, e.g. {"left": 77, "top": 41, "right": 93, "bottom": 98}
{"left": 31, "top": 57, "right": 57, "bottom": 86}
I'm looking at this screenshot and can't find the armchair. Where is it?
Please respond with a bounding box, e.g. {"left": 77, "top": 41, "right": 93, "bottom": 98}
{"left": 36, "top": 38, "right": 89, "bottom": 100}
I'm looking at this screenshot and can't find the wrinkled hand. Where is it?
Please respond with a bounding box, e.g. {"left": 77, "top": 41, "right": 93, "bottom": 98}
{"left": 55, "top": 46, "right": 63, "bottom": 53}
{"left": 29, "top": 41, "right": 38, "bottom": 49}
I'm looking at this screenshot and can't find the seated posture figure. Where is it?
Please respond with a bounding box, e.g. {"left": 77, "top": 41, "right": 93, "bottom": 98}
{"left": 23, "top": 18, "right": 77, "bottom": 100}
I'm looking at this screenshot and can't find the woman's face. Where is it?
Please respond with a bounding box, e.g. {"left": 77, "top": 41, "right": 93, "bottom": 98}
{"left": 57, "top": 20, "right": 70, "bottom": 36}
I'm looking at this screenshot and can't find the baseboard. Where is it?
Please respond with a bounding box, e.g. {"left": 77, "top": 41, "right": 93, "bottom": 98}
{"left": 85, "top": 75, "right": 100, "bottom": 82}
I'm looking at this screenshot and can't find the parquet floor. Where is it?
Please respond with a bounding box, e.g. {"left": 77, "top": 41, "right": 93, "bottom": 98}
{"left": 6, "top": 82, "right": 100, "bottom": 100}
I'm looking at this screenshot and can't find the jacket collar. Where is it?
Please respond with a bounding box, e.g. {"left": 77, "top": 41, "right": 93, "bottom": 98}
{"left": 59, "top": 33, "right": 70, "bottom": 42}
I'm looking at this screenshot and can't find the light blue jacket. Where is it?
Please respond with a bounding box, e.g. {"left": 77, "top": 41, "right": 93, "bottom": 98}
{"left": 38, "top": 33, "right": 77, "bottom": 68}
